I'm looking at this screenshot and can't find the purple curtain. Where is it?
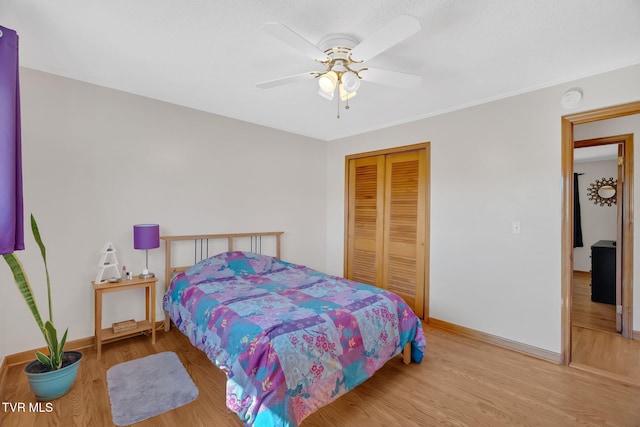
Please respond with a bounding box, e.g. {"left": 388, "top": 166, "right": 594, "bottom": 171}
{"left": 0, "top": 26, "right": 24, "bottom": 254}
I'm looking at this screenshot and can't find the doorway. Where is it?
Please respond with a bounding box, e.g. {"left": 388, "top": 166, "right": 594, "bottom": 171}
{"left": 572, "top": 136, "right": 627, "bottom": 334}
{"left": 561, "top": 101, "right": 640, "bottom": 368}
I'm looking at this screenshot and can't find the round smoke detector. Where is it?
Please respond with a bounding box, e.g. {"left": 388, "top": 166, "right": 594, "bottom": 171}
{"left": 561, "top": 88, "right": 583, "bottom": 109}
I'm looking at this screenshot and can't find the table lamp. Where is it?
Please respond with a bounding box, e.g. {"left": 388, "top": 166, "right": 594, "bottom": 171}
{"left": 133, "top": 224, "right": 160, "bottom": 278}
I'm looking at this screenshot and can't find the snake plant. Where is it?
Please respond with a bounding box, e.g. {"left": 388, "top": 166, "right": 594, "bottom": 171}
{"left": 3, "top": 214, "right": 68, "bottom": 370}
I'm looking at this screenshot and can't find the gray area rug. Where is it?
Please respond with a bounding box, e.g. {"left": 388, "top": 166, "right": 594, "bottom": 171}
{"left": 107, "top": 351, "right": 199, "bottom": 426}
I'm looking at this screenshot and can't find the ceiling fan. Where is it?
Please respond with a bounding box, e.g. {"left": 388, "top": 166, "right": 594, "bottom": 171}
{"left": 256, "top": 15, "right": 422, "bottom": 115}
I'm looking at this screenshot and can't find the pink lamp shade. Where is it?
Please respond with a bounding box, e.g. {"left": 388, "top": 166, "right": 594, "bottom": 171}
{"left": 133, "top": 224, "right": 160, "bottom": 250}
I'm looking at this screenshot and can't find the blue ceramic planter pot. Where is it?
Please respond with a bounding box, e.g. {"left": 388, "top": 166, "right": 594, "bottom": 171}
{"left": 23, "top": 351, "right": 82, "bottom": 401}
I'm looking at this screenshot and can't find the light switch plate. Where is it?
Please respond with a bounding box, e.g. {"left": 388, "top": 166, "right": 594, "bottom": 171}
{"left": 512, "top": 221, "right": 521, "bottom": 234}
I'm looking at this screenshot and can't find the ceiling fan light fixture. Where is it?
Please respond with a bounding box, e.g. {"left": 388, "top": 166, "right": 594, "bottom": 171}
{"left": 339, "top": 82, "right": 356, "bottom": 101}
{"left": 341, "top": 71, "right": 360, "bottom": 93}
{"left": 318, "top": 87, "right": 335, "bottom": 100}
{"left": 332, "top": 60, "right": 347, "bottom": 73}
{"left": 318, "top": 71, "right": 338, "bottom": 93}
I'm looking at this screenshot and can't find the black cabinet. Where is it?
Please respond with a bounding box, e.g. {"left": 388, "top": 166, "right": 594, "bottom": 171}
{"left": 591, "top": 240, "right": 616, "bottom": 305}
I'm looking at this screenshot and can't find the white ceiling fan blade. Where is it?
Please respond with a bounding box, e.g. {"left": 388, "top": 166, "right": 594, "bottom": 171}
{"left": 350, "top": 15, "right": 421, "bottom": 62}
{"left": 263, "top": 23, "right": 329, "bottom": 61}
{"left": 256, "top": 72, "right": 317, "bottom": 89}
{"left": 360, "top": 68, "right": 422, "bottom": 89}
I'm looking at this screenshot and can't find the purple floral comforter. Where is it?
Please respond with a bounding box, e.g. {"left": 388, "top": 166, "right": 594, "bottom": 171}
{"left": 163, "top": 251, "right": 426, "bottom": 426}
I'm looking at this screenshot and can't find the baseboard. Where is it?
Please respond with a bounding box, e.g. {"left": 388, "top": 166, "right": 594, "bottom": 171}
{"left": 633, "top": 330, "right": 640, "bottom": 341}
{"left": 428, "top": 317, "right": 562, "bottom": 364}
{"left": 5, "top": 336, "right": 95, "bottom": 367}
{"left": 4, "top": 321, "right": 165, "bottom": 367}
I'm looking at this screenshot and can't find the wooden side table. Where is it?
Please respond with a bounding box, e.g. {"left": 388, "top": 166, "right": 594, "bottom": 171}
{"left": 92, "top": 277, "right": 157, "bottom": 360}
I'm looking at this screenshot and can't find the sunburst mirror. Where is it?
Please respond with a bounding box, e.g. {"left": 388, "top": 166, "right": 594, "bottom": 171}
{"left": 587, "top": 177, "right": 617, "bottom": 206}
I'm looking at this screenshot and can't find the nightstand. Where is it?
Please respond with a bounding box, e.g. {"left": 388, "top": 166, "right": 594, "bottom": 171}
{"left": 92, "top": 277, "right": 157, "bottom": 360}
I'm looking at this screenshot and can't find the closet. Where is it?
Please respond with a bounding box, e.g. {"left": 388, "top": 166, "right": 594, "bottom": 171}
{"left": 345, "top": 143, "right": 429, "bottom": 318}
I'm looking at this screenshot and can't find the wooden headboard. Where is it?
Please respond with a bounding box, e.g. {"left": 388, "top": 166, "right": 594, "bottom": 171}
{"left": 159, "top": 231, "right": 284, "bottom": 331}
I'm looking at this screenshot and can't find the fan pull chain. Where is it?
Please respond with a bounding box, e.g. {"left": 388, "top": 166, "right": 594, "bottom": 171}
{"left": 337, "top": 93, "right": 351, "bottom": 119}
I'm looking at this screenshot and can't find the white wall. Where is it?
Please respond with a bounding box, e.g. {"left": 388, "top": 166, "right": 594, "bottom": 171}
{"left": 0, "top": 68, "right": 327, "bottom": 359}
{"left": 574, "top": 114, "right": 640, "bottom": 331}
{"left": 4, "top": 64, "right": 640, "bottom": 362}
{"left": 573, "top": 159, "right": 618, "bottom": 272}
{"left": 326, "top": 63, "right": 640, "bottom": 354}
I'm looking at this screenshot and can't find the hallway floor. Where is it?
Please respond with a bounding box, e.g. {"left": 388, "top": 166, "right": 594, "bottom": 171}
{"left": 571, "top": 272, "right": 640, "bottom": 385}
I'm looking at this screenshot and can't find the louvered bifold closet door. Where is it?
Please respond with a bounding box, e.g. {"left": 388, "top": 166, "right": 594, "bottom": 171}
{"left": 346, "top": 156, "right": 385, "bottom": 286}
{"left": 382, "top": 151, "right": 425, "bottom": 317}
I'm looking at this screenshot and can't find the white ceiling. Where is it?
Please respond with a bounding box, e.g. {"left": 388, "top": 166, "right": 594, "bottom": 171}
{"left": 574, "top": 145, "right": 618, "bottom": 163}
{"left": 2, "top": 0, "right": 640, "bottom": 141}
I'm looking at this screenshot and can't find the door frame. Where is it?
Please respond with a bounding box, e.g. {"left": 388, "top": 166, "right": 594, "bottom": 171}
{"left": 561, "top": 101, "right": 640, "bottom": 365}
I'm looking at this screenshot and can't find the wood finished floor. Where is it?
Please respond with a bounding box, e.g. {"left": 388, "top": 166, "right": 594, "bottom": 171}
{"left": 572, "top": 325, "right": 640, "bottom": 382}
{"left": 2, "top": 324, "right": 640, "bottom": 426}
{"left": 570, "top": 271, "right": 640, "bottom": 384}
{"left": 571, "top": 271, "right": 616, "bottom": 333}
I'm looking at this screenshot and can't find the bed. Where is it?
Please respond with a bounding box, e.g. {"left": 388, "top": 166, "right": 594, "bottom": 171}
{"left": 161, "top": 232, "right": 426, "bottom": 427}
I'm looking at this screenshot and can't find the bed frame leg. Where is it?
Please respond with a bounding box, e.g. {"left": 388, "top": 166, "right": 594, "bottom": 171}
{"left": 164, "top": 314, "right": 171, "bottom": 332}
{"left": 403, "top": 342, "right": 411, "bottom": 365}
